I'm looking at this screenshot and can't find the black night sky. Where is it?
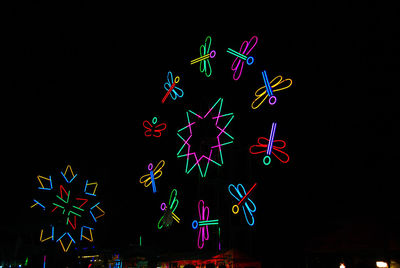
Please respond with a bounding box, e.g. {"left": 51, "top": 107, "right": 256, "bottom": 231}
{"left": 3, "top": 1, "right": 398, "bottom": 266}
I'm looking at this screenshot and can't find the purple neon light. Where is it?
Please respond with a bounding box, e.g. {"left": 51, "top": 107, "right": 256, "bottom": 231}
{"left": 267, "top": 122, "right": 277, "bottom": 155}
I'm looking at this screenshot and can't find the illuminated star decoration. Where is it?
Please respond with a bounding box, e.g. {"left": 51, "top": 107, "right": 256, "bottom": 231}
{"left": 177, "top": 98, "right": 234, "bottom": 177}
{"left": 30, "top": 165, "right": 105, "bottom": 252}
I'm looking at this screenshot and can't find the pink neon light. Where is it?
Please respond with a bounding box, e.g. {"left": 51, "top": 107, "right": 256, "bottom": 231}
{"left": 143, "top": 120, "right": 167, "bottom": 138}
{"left": 231, "top": 36, "right": 258, "bottom": 80}
{"left": 177, "top": 98, "right": 234, "bottom": 177}
{"left": 197, "top": 200, "right": 209, "bottom": 249}
{"left": 249, "top": 137, "right": 290, "bottom": 164}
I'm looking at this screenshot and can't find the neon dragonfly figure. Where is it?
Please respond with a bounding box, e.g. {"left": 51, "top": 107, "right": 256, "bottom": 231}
{"left": 139, "top": 160, "right": 165, "bottom": 193}
{"left": 143, "top": 116, "right": 167, "bottom": 138}
{"left": 251, "top": 72, "right": 293, "bottom": 109}
{"left": 158, "top": 188, "right": 180, "bottom": 229}
{"left": 249, "top": 122, "right": 289, "bottom": 166}
{"left": 191, "top": 200, "right": 219, "bottom": 249}
{"left": 190, "top": 35, "right": 216, "bottom": 77}
{"left": 228, "top": 183, "right": 257, "bottom": 226}
{"left": 226, "top": 35, "right": 258, "bottom": 80}
{"left": 162, "top": 71, "right": 183, "bottom": 103}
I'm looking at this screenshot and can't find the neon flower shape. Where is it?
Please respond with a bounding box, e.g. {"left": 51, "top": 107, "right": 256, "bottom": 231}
{"left": 158, "top": 189, "right": 180, "bottom": 229}
{"left": 228, "top": 183, "right": 257, "bottom": 226}
{"left": 143, "top": 116, "right": 167, "bottom": 138}
{"left": 30, "top": 165, "right": 105, "bottom": 252}
{"left": 249, "top": 122, "right": 289, "bottom": 165}
{"left": 177, "top": 98, "right": 234, "bottom": 177}
{"left": 192, "top": 200, "right": 219, "bottom": 249}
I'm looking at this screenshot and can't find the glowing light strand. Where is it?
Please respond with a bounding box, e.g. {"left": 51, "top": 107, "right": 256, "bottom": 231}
{"left": 139, "top": 160, "right": 165, "bottom": 191}
{"left": 228, "top": 183, "right": 257, "bottom": 226}
{"left": 177, "top": 98, "right": 234, "bottom": 177}
{"left": 143, "top": 116, "right": 167, "bottom": 138}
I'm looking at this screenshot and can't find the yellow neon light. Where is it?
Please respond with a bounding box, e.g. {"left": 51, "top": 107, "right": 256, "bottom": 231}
{"left": 251, "top": 75, "right": 293, "bottom": 110}
{"left": 40, "top": 229, "right": 53, "bottom": 242}
{"left": 172, "top": 212, "right": 180, "bottom": 223}
{"left": 190, "top": 54, "right": 210, "bottom": 65}
{"left": 94, "top": 205, "right": 105, "bottom": 220}
{"left": 82, "top": 229, "right": 94, "bottom": 242}
{"left": 59, "top": 239, "right": 73, "bottom": 252}
{"left": 139, "top": 160, "right": 165, "bottom": 187}
{"left": 86, "top": 182, "right": 98, "bottom": 195}
{"left": 63, "top": 165, "right": 74, "bottom": 176}
{"left": 37, "top": 175, "right": 51, "bottom": 189}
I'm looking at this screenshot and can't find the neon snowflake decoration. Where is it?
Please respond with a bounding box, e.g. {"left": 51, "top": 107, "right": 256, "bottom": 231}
{"left": 30, "top": 165, "right": 105, "bottom": 252}
{"left": 177, "top": 98, "right": 234, "bottom": 177}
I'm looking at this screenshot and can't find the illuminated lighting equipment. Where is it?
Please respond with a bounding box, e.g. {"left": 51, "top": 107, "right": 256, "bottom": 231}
{"left": 61, "top": 165, "right": 77, "bottom": 183}
{"left": 162, "top": 71, "right": 183, "bottom": 103}
{"left": 177, "top": 98, "right": 234, "bottom": 177}
{"left": 84, "top": 180, "right": 98, "bottom": 196}
{"left": 80, "top": 226, "right": 94, "bottom": 242}
{"left": 43, "top": 255, "right": 46, "bottom": 268}
{"left": 31, "top": 165, "right": 105, "bottom": 252}
{"left": 251, "top": 75, "right": 293, "bottom": 109}
{"left": 31, "top": 199, "right": 46, "bottom": 210}
{"left": 376, "top": 262, "right": 388, "bottom": 268}
{"left": 37, "top": 175, "right": 53, "bottom": 190}
{"left": 139, "top": 235, "right": 142, "bottom": 247}
{"left": 57, "top": 232, "right": 76, "bottom": 252}
{"left": 158, "top": 189, "right": 180, "bottom": 229}
{"left": 190, "top": 36, "right": 216, "bottom": 77}
{"left": 228, "top": 183, "right": 257, "bottom": 226}
{"left": 139, "top": 160, "right": 165, "bottom": 193}
{"left": 226, "top": 35, "right": 258, "bottom": 80}
{"left": 143, "top": 116, "right": 167, "bottom": 138}
{"left": 339, "top": 263, "right": 346, "bottom": 268}
{"left": 261, "top": 70, "right": 276, "bottom": 105}
{"left": 192, "top": 200, "right": 219, "bottom": 249}
{"left": 249, "top": 123, "right": 289, "bottom": 165}
{"left": 40, "top": 226, "right": 54, "bottom": 242}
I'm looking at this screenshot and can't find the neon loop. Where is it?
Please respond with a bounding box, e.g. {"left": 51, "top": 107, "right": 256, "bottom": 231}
{"left": 228, "top": 183, "right": 257, "bottom": 226}
{"left": 192, "top": 200, "right": 219, "bottom": 249}
{"left": 251, "top": 75, "right": 293, "bottom": 110}
{"left": 227, "top": 35, "right": 258, "bottom": 80}
{"left": 143, "top": 117, "right": 167, "bottom": 138}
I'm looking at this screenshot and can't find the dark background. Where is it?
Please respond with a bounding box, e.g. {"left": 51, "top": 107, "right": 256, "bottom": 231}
{"left": 3, "top": 1, "right": 398, "bottom": 265}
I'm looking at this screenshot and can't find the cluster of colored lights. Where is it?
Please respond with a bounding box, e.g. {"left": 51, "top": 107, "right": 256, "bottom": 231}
{"left": 31, "top": 165, "right": 105, "bottom": 252}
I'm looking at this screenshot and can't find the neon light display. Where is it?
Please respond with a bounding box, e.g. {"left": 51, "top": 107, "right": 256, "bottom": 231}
{"left": 228, "top": 183, "right": 257, "bottom": 226}
{"left": 139, "top": 160, "right": 165, "bottom": 193}
{"left": 249, "top": 122, "right": 290, "bottom": 165}
{"left": 31, "top": 165, "right": 105, "bottom": 252}
{"left": 162, "top": 71, "right": 183, "bottom": 103}
{"left": 158, "top": 188, "right": 180, "bottom": 229}
{"left": 177, "top": 98, "right": 234, "bottom": 177}
{"left": 261, "top": 70, "right": 276, "bottom": 105}
{"left": 190, "top": 36, "right": 216, "bottom": 77}
{"left": 143, "top": 116, "right": 167, "bottom": 138}
{"left": 226, "top": 35, "right": 258, "bottom": 80}
{"left": 251, "top": 75, "right": 293, "bottom": 109}
{"left": 192, "top": 200, "right": 219, "bottom": 249}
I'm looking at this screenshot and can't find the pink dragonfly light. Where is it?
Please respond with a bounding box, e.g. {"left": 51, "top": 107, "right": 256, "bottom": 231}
{"left": 191, "top": 200, "right": 219, "bottom": 249}
{"left": 226, "top": 35, "right": 258, "bottom": 80}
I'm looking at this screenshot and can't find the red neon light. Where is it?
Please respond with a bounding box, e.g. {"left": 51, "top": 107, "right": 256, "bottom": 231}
{"left": 75, "top": 198, "right": 88, "bottom": 208}
{"left": 143, "top": 120, "right": 167, "bottom": 138}
{"left": 238, "top": 183, "right": 257, "bottom": 206}
{"left": 162, "top": 82, "right": 176, "bottom": 104}
{"left": 59, "top": 185, "right": 69, "bottom": 201}
{"left": 68, "top": 215, "right": 77, "bottom": 230}
{"left": 249, "top": 137, "right": 289, "bottom": 164}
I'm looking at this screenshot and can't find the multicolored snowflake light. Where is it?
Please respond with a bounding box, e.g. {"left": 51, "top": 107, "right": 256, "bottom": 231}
{"left": 30, "top": 165, "right": 105, "bottom": 252}
{"left": 177, "top": 98, "right": 234, "bottom": 177}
